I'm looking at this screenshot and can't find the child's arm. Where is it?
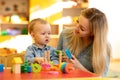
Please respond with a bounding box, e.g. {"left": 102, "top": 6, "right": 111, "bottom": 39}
{"left": 24, "top": 47, "right": 35, "bottom": 63}
{"left": 25, "top": 46, "right": 43, "bottom": 64}
{"left": 49, "top": 48, "right": 59, "bottom": 65}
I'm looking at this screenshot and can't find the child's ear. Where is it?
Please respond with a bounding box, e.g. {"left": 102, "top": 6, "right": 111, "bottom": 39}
{"left": 31, "top": 32, "right": 35, "bottom": 38}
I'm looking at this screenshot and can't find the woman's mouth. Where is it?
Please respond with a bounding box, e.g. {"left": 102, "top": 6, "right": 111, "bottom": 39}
{"left": 74, "top": 29, "right": 79, "bottom": 34}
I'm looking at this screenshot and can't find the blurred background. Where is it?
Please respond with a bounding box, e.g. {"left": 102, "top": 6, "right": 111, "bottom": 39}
{"left": 0, "top": 0, "right": 120, "bottom": 78}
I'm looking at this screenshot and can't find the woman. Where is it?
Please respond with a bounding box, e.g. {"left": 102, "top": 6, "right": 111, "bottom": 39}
{"left": 57, "top": 8, "right": 111, "bottom": 77}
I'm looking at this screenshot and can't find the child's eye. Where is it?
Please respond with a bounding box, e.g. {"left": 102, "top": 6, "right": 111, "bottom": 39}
{"left": 41, "top": 33, "right": 45, "bottom": 35}
{"left": 48, "top": 33, "right": 51, "bottom": 35}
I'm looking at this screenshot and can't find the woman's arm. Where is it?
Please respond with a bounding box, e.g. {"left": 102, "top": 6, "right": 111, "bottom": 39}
{"left": 70, "top": 55, "right": 90, "bottom": 72}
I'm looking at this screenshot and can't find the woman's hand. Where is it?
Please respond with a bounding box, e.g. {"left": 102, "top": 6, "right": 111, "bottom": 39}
{"left": 70, "top": 55, "right": 89, "bottom": 72}
{"left": 70, "top": 55, "right": 82, "bottom": 69}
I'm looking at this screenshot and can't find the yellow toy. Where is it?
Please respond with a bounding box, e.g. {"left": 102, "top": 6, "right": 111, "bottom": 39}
{"left": 12, "top": 57, "right": 23, "bottom": 74}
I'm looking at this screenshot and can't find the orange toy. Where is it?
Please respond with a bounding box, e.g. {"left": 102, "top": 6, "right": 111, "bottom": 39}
{"left": 65, "top": 63, "right": 75, "bottom": 73}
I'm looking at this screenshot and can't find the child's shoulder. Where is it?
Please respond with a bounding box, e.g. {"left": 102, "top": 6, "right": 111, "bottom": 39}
{"left": 46, "top": 45, "right": 55, "bottom": 49}
{"left": 46, "top": 45, "right": 56, "bottom": 51}
{"left": 27, "top": 44, "right": 36, "bottom": 49}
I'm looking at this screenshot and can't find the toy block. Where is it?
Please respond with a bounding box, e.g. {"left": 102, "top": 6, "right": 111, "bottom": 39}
{"left": 12, "top": 57, "right": 23, "bottom": 74}
{"left": 12, "top": 57, "right": 23, "bottom": 64}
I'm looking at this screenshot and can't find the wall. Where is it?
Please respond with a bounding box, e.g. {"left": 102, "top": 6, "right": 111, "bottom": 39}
{"left": 89, "top": 0, "right": 120, "bottom": 59}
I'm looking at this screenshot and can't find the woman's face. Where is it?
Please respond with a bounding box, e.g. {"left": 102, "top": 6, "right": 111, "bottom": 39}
{"left": 74, "top": 15, "right": 92, "bottom": 37}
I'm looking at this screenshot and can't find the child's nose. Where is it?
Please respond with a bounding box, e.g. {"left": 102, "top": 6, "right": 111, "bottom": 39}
{"left": 45, "top": 33, "right": 49, "bottom": 37}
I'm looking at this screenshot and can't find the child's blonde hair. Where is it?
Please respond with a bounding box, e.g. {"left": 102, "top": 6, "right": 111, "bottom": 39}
{"left": 28, "top": 18, "right": 48, "bottom": 34}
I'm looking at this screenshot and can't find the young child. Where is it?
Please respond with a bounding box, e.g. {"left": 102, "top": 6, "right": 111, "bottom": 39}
{"left": 24, "top": 18, "right": 58, "bottom": 65}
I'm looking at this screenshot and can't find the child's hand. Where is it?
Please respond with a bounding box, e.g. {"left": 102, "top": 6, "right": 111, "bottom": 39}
{"left": 34, "top": 57, "right": 44, "bottom": 64}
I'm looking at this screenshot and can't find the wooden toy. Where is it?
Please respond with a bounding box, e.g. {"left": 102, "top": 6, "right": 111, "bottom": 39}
{"left": 11, "top": 49, "right": 75, "bottom": 74}
{"left": 47, "top": 50, "right": 50, "bottom": 63}
{"left": 44, "top": 51, "right": 47, "bottom": 63}
{"left": 59, "top": 51, "right": 62, "bottom": 64}
{"left": 12, "top": 57, "right": 23, "bottom": 74}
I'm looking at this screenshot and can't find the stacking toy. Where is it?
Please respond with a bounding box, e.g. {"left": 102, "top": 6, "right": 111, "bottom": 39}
{"left": 60, "top": 62, "right": 75, "bottom": 73}
{"left": 31, "top": 63, "right": 41, "bottom": 73}
{"left": 41, "top": 63, "right": 51, "bottom": 71}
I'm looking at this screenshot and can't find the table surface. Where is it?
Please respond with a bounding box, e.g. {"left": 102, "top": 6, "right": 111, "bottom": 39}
{"left": 0, "top": 68, "right": 97, "bottom": 80}
{"left": 0, "top": 69, "right": 119, "bottom": 80}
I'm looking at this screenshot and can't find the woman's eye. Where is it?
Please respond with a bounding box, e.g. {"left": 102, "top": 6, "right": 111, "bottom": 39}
{"left": 76, "top": 20, "right": 79, "bottom": 23}
{"left": 79, "top": 25, "right": 85, "bottom": 31}
{"left": 81, "top": 28, "right": 85, "bottom": 31}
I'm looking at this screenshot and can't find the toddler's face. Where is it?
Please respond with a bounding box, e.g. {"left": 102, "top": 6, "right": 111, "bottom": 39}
{"left": 32, "top": 23, "right": 51, "bottom": 48}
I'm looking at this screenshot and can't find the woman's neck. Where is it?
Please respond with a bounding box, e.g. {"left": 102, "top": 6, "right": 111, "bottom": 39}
{"left": 81, "top": 37, "right": 93, "bottom": 49}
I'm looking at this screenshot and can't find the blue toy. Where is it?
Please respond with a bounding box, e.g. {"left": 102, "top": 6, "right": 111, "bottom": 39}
{"left": 65, "top": 49, "right": 72, "bottom": 59}
{"left": 0, "top": 64, "right": 4, "bottom": 72}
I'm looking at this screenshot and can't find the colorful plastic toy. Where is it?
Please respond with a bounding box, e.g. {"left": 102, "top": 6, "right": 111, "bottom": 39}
{"left": 31, "top": 63, "right": 41, "bottom": 73}
{"left": 0, "top": 64, "right": 4, "bottom": 72}
{"left": 55, "top": 50, "right": 65, "bottom": 56}
{"left": 60, "top": 62, "right": 75, "bottom": 73}
{"left": 65, "top": 49, "right": 72, "bottom": 59}
{"left": 41, "top": 63, "right": 51, "bottom": 71}
{"left": 21, "top": 61, "right": 31, "bottom": 73}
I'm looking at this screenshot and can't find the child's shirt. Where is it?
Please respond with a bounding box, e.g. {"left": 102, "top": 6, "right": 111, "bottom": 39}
{"left": 24, "top": 43, "right": 59, "bottom": 64}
